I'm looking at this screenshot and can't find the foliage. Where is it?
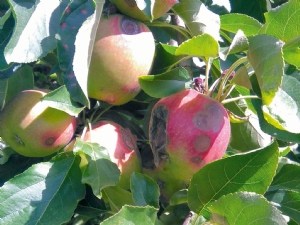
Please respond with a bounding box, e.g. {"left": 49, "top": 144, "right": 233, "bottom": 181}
{"left": 0, "top": 0, "right": 300, "bottom": 224}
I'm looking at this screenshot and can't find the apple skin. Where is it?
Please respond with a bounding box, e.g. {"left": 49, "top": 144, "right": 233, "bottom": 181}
{"left": 110, "top": 0, "right": 178, "bottom": 21}
{"left": 84, "top": 120, "right": 141, "bottom": 189}
{"left": 88, "top": 14, "right": 155, "bottom": 105}
{"left": 147, "top": 89, "right": 231, "bottom": 198}
{"left": 0, "top": 90, "right": 77, "bottom": 157}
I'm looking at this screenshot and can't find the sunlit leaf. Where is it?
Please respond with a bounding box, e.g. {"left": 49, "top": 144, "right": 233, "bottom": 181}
{"left": 100, "top": 205, "right": 158, "bottom": 225}
{"left": 220, "top": 13, "right": 262, "bottom": 36}
{"left": 209, "top": 192, "right": 287, "bottom": 225}
{"left": 247, "top": 35, "right": 284, "bottom": 105}
{"left": 139, "top": 67, "right": 190, "bottom": 98}
{"left": 266, "top": 189, "right": 300, "bottom": 224}
{"left": 175, "top": 34, "right": 219, "bottom": 59}
{"left": 5, "top": 0, "right": 67, "bottom": 63}
{"left": 220, "top": 29, "right": 249, "bottom": 60}
{"left": 73, "top": 139, "right": 120, "bottom": 197}
{"left": 283, "top": 36, "right": 300, "bottom": 68}
{"left": 173, "top": 0, "right": 220, "bottom": 40}
{"left": 262, "top": 75, "right": 300, "bottom": 134}
{"left": 188, "top": 142, "right": 279, "bottom": 214}
{"left": 0, "top": 154, "right": 85, "bottom": 225}
{"left": 42, "top": 85, "right": 85, "bottom": 117}
{"left": 260, "top": 0, "right": 300, "bottom": 42}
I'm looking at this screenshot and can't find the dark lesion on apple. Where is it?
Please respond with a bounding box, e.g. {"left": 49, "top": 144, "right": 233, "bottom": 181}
{"left": 149, "top": 105, "right": 169, "bottom": 167}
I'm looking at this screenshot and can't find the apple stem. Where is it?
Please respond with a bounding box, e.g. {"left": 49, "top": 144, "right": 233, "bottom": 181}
{"left": 221, "top": 95, "right": 259, "bottom": 104}
{"left": 90, "top": 104, "right": 113, "bottom": 123}
{"left": 167, "top": 56, "right": 191, "bottom": 72}
{"left": 204, "top": 57, "right": 213, "bottom": 94}
{"left": 215, "top": 56, "right": 248, "bottom": 101}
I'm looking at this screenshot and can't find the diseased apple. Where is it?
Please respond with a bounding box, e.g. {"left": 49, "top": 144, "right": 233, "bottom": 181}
{"left": 88, "top": 14, "right": 155, "bottom": 105}
{"left": 110, "top": 0, "right": 178, "bottom": 21}
{"left": 147, "top": 89, "right": 230, "bottom": 198}
{"left": 0, "top": 90, "right": 77, "bottom": 157}
{"left": 84, "top": 120, "right": 141, "bottom": 189}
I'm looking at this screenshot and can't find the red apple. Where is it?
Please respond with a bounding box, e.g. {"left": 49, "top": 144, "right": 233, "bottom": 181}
{"left": 148, "top": 89, "right": 230, "bottom": 198}
{"left": 88, "top": 14, "right": 155, "bottom": 105}
{"left": 84, "top": 120, "right": 141, "bottom": 189}
{"left": 0, "top": 90, "right": 77, "bottom": 157}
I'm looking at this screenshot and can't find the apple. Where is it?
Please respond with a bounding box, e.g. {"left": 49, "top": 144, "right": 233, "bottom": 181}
{"left": 147, "top": 89, "right": 230, "bottom": 198}
{"left": 110, "top": 0, "right": 178, "bottom": 21}
{"left": 84, "top": 120, "right": 141, "bottom": 189}
{"left": 88, "top": 14, "right": 155, "bottom": 105}
{"left": 0, "top": 90, "right": 77, "bottom": 157}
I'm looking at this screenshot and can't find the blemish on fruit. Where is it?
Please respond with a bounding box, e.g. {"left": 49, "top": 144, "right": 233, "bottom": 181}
{"left": 194, "top": 135, "right": 211, "bottom": 152}
{"left": 121, "top": 128, "right": 137, "bottom": 151}
{"left": 193, "top": 103, "right": 223, "bottom": 132}
{"left": 149, "top": 105, "right": 169, "bottom": 166}
{"left": 14, "top": 134, "right": 25, "bottom": 146}
{"left": 45, "top": 137, "right": 55, "bottom": 146}
{"left": 121, "top": 17, "right": 140, "bottom": 35}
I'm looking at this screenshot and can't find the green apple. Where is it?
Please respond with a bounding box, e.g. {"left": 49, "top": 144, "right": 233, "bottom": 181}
{"left": 0, "top": 90, "right": 77, "bottom": 157}
{"left": 88, "top": 14, "right": 155, "bottom": 105}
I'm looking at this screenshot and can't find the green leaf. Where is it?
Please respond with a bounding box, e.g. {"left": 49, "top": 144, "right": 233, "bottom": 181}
{"left": 220, "top": 29, "right": 249, "bottom": 60}
{"left": 0, "top": 9, "right": 14, "bottom": 69}
{"left": 173, "top": 0, "right": 220, "bottom": 40}
{"left": 251, "top": 97, "right": 300, "bottom": 143}
{"left": 230, "top": 111, "right": 272, "bottom": 152}
{"left": 283, "top": 36, "right": 300, "bottom": 68}
{"left": 102, "top": 186, "right": 134, "bottom": 213}
{"left": 269, "top": 163, "right": 300, "bottom": 192}
{"left": 5, "top": 0, "right": 67, "bottom": 63}
{"left": 139, "top": 67, "right": 190, "bottom": 98}
{"left": 247, "top": 35, "right": 284, "bottom": 105}
{"left": 72, "top": 0, "right": 104, "bottom": 106}
{"left": 229, "top": 0, "right": 268, "bottom": 22}
{"left": 1, "top": 64, "right": 34, "bottom": 106}
{"left": 266, "top": 190, "right": 300, "bottom": 224}
{"left": 220, "top": 13, "right": 262, "bottom": 36}
{"left": 57, "top": 0, "right": 100, "bottom": 107}
{"left": 188, "top": 141, "right": 279, "bottom": 214}
{"left": 100, "top": 205, "right": 158, "bottom": 225}
{"left": 175, "top": 34, "right": 219, "bottom": 60}
{"left": 260, "top": 0, "right": 300, "bottom": 42}
{"left": 0, "top": 154, "right": 85, "bottom": 225}
{"left": 209, "top": 192, "right": 287, "bottom": 225}
{"left": 130, "top": 172, "right": 160, "bottom": 208}
{"left": 261, "top": 75, "right": 300, "bottom": 134}
{"left": 151, "top": 43, "right": 184, "bottom": 74}
{"left": 42, "top": 85, "right": 85, "bottom": 117}
{"left": 73, "top": 139, "right": 120, "bottom": 197}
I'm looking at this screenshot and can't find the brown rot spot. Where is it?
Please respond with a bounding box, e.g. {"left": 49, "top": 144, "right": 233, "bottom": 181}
{"left": 194, "top": 135, "right": 211, "bottom": 153}
{"left": 149, "top": 105, "right": 169, "bottom": 166}
{"left": 121, "top": 17, "right": 140, "bottom": 35}
{"left": 193, "top": 103, "right": 223, "bottom": 132}
{"left": 45, "top": 137, "right": 55, "bottom": 146}
{"left": 125, "top": 0, "right": 137, "bottom": 7}
{"left": 190, "top": 156, "right": 202, "bottom": 165}
{"left": 121, "top": 128, "right": 137, "bottom": 150}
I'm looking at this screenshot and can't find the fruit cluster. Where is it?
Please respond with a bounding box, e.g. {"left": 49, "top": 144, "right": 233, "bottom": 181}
{"left": 0, "top": 1, "right": 230, "bottom": 202}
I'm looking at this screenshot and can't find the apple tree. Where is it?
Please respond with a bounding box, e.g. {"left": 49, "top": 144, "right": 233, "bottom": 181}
{"left": 0, "top": 0, "right": 300, "bottom": 224}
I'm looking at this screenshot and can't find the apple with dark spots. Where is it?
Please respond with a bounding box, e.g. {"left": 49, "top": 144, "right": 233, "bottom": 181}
{"left": 88, "top": 14, "right": 155, "bottom": 105}
{"left": 0, "top": 90, "right": 77, "bottom": 157}
{"left": 110, "top": 0, "right": 178, "bottom": 21}
{"left": 84, "top": 120, "right": 141, "bottom": 189}
{"left": 147, "top": 89, "right": 230, "bottom": 198}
